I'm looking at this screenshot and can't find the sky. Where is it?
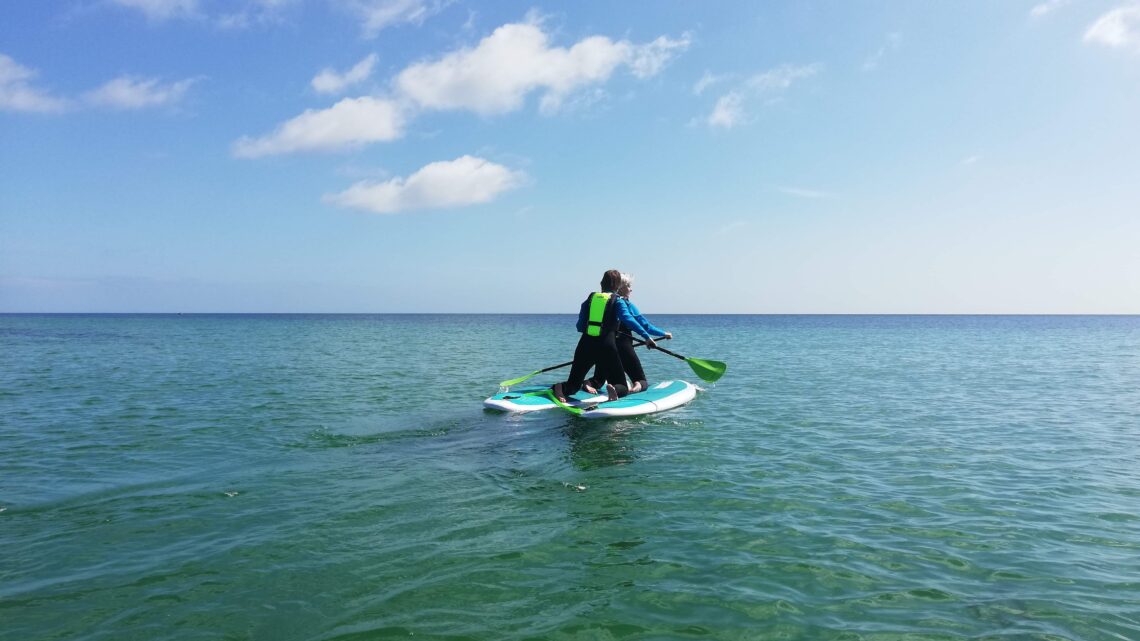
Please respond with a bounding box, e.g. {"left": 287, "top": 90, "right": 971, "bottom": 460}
{"left": 2, "top": 0, "right": 1139, "bottom": 313}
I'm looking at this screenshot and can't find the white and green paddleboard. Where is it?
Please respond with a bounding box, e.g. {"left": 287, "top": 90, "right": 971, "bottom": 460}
{"left": 484, "top": 380, "right": 697, "bottom": 419}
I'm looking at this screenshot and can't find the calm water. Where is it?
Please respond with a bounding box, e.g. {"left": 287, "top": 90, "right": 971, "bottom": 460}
{"left": 3, "top": 314, "right": 1139, "bottom": 641}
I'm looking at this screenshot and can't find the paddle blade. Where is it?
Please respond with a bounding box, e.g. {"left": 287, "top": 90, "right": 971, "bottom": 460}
{"left": 499, "top": 370, "right": 541, "bottom": 388}
{"left": 686, "top": 357, "right": 727, "bottom": 382}
{"left": 535, "top": 389, "right": 583, "bottom": 416}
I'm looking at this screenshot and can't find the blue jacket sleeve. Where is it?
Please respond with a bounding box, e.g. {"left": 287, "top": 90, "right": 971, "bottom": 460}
{"left": 614, "top": 298, "right": 654, "bottom": 340}
{"left": 623, "top": 299, "right": 667, "bottom": 338}
{"left": 575, "top": 297, "right": 590, "bottom": 333}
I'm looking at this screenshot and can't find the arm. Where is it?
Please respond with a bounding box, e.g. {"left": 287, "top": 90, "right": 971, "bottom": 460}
{"left": 575, "top": 297, "right": 590, "bottom": 333}
{"left": 624, "top": 300, "right": 669, "bottom": 338}
{"left": 614, "top": 298, "right": 653, "bottom": 340}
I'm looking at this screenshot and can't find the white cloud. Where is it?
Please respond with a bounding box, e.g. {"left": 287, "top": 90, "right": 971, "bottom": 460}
{"left": 746, "top": 63, "right": 822, "bottom": 91}
{"left": 962, "top": 155, "right": 981, "bottom": 165}
{"left": 708, "top": 92, "right": 744, "bottom": 129}
{"left": 217, "top": 0, "right": 298, "bottom": 30}
{"left": 343, "top": 0, "right": 450, "bottom": 38}
{"left": 1030, "top": 0, "right": 1072, "bottom": 18}
{"left": 312, "top": 54, "right": 379, "bottom": 94}
{"left": 113, "top": 0, "right": 300, "bottom": 26}
{"left": 325, "top": 155, "right": 523, "bottom": 214}
{"left": 704, "top": 63, "right": 820, "bottom": 129}
{"left": 1084, "top": 4, "right": 1140, "bottom": 51}
{"left": 629, "top": 33, "right": 692, "bottom": 78}
{"left": 0, "top": 54, "right": 69, "bottom": 113}
{"left": 232, "top": 96, "right": 406, "bottom": 157}
{"left": 395, "top": 20, "right": 690, "bottom": 115}
{"left": 112, "top": 0, "right": 199, "bottom": 21}
{"left": 233, "top": 18, "right": 689, "bottom": 157}
{"left": 84, "top": 75, "right": 198, "bottom": 109}
{"left": 693, "top": 71, "right": 729, "bottom": 95}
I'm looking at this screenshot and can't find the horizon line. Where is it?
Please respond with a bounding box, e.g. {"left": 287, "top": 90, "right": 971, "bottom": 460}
{"left": 3, "top": 312, "right": 1140, "bottom": 317}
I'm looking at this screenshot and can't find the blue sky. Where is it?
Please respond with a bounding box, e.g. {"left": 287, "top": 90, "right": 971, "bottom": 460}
{"left": 2, "top": 1, "right": 1139, "bottom": 313}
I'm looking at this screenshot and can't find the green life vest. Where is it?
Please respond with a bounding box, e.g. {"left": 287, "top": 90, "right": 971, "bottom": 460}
{"left": 586, "top": 292, "right": 613, "bottom": 337}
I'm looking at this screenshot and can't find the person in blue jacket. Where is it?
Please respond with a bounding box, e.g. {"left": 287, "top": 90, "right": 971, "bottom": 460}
{"left": 586, "top": 272, "right": 672, "bottom": 395}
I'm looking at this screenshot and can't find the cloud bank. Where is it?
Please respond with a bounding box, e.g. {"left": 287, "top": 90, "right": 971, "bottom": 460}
{"left": 236, "top": 18, "right": 690, "bottom": 156}
{"left": 234, "top": 17, "right": 688, "bottom": 213}
{"left": 325, "top": 155, "right": 523, "bottom": 213}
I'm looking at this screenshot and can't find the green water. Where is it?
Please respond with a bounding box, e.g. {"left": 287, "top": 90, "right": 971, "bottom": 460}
{"left": 3, "top": 315, "right": 1139, "bottom": 640}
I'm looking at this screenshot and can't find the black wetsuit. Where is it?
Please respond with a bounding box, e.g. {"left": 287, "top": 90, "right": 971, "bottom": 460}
{"left": 556, "top": 292, "right": 629, "bottom": 398}
{"left": 587, "top": 326, "right": 646, "bottom": 394}
{"left": 615, "top": 331, "right": 646, "bottom": 389}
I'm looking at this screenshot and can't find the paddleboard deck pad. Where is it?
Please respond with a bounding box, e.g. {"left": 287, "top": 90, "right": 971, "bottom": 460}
{"left": 483, "top": 385, "right": 608, "bottom": 413}
{"left": 579, "top": 380, "right": 696, "bottom": 419}
{"left": 484, "top": 380, "right": 697, "bottom": 419}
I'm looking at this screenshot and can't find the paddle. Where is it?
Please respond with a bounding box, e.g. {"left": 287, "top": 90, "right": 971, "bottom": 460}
{"left": 534, "top": 389, "right": 583, "bottom": 416}
{"left": 499, "top": 335, "right": 728, "bottom": 387}
{"left": 636, "top": 338, "right": 727, "bottom": 383}
{"left": 497, "top": 335, "right": 668, "bottom": 388}
{"left": 498, "top": 360, "right": 574, "bottom": 388}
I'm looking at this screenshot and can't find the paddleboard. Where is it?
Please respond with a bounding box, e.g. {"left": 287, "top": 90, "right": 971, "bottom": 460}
{"left": 483, "top": 385, "right": 608, "bottom": 413}
{"left": 483, "top": 380, "right": 697, "bottom": 418}
{"left": 579, "top": 380, "right": 697, "bottom": 419}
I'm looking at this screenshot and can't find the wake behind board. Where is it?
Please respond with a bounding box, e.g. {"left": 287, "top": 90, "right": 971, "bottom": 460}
{"left": 579, "top": 380, "right": 697, "bottom": 419}
{"left": 483, "top": 385, "right": 608, "bottom": 413}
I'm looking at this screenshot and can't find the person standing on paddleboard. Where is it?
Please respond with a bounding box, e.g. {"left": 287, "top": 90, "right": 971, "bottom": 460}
{"left": 588, "top": 272, "right": 672, "bottom": 395}
{"left": 553, "top": 270, "right": 666, "bottom": 403}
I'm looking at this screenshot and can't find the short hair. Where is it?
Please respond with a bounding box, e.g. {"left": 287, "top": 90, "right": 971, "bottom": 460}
{"left": 600, "top": 269, "right": 621, "bottom": 291}
{"left": 620, "top": 272, "right": 634, "bottom": 288}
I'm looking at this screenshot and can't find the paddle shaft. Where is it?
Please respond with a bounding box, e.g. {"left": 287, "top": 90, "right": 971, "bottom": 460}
{"left": 642, "top": 341, "right": 686, "bottom": 362}
{"left": 533, "top": 336, "right": 664, "bottom": 373}
{"left": 536, "top": 335, "right": 667, "bottom": 374}
{"left": 500, "top": 335, "right": 670, "bottom": 386}
{"left": 534, "top": 359, "right": 574, "bottom": 376}
{"left": 619, "top": 332, "right": 683, "bottom": 361}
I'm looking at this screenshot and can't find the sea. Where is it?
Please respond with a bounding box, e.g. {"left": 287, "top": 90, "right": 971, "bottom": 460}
{"left": 2, "top": 314, "right": 1139, "bottom": 641}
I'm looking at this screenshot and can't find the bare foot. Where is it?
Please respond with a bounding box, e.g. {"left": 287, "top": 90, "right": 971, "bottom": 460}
{"left": 628, "top": 381, "right": 643, "bottom": 394}
{"left": 605, "top": 383, "right": 618, "bottom": 402}
{"left": 552, "top": 383, "right": 567, "bottom": 403}
{"left": 583, "top": 382, "right": 598, "bottom": 394}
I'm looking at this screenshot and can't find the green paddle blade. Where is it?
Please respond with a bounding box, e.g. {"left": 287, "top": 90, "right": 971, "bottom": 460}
{"left": 534, "top": 389, "right": 583, "bottom": 416}
{"left": 499, "top": 370, "right": 541, "bottom": 388}
{"left": 686, "top": 357, "right": 727, "bottom": 382}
